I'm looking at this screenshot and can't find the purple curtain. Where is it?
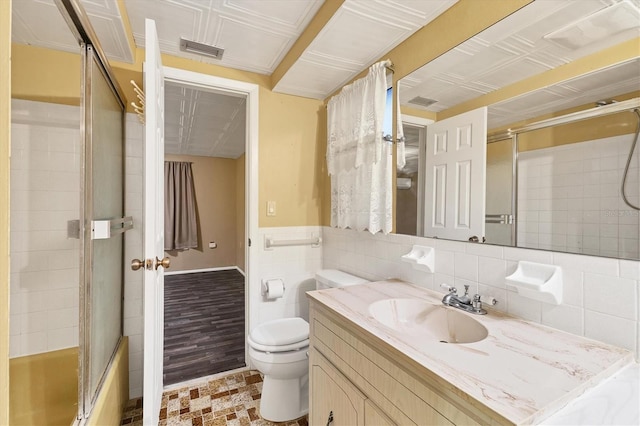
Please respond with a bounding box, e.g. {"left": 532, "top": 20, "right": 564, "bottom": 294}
{"left": 164, "top": 161, "right": 198, "bottom": 250}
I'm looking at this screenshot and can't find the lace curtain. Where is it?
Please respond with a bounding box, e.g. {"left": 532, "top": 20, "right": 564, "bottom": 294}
{"left": 327, "top": 60, "right": 393, "bottom": 234}
{"left": 164, "top": 161, "right": 198, "bottom": 250}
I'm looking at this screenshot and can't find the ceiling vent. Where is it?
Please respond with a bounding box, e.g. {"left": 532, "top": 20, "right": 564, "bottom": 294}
{"left": 408, "top": 96, "right": 438, "bottom": 108}
{"left": 544, "top": 1, "right": 640, "bottom": 50}
{"left": 180, "top": 38, "right": 224, "bottom": 60}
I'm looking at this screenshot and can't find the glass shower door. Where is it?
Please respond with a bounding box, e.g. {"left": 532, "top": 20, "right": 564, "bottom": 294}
{"left": 81, "top": 45, "right": 125, "bottom": 415}
{"left": 485, "top": 138, "right": 515, "bottom": 245}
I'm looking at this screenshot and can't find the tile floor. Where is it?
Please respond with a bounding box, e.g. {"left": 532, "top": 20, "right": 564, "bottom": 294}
{"left": 121, "top": 369, "right": 308, "bottom": 426}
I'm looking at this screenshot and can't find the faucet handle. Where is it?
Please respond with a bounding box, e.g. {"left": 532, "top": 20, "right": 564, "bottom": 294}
{"left": 440, "top": 283, "right": 457, "bottom": 294}
{"left": 478, "top": 294, "right": 497, "bottom": 306}
{"left": 472, "top": 293, "right": 498, "bottom": 312}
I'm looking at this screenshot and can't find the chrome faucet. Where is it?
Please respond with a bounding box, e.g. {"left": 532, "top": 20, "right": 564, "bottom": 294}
{"left": 440, "top": 284, "right": 496, "bottom": 315}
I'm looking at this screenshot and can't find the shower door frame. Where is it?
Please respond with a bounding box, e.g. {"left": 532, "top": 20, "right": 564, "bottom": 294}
{"left": 78, "top": 43, "right": 127, "bottom": 419}
{"left": 54, "top": 0, "right": 128, "bottom": 420}
{"left": 487, "top": 96, "right": 640, "bottom": 251}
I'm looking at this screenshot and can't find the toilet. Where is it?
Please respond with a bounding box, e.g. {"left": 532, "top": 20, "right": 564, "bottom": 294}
{"left": 247, "top": 269, "right": 369, "bottom": 422}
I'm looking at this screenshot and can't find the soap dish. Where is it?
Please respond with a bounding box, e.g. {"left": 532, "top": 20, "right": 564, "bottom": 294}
{"left": 505, "top": 261, "right": 563, "bottom": 305}
{"left": 401, "top": 245, "right": 434, "bottom": 272}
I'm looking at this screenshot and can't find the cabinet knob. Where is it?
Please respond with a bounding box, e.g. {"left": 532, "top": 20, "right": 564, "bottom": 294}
{"left": 326, "top": 410, "right": 334, "bottom": 426}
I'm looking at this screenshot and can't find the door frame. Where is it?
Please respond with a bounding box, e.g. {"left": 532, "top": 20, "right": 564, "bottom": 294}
{"left": 400, "top": 114, "right": 432, "bottom": 237}
{"left": 161, "top": 66, "right": 259, "bottom": 369}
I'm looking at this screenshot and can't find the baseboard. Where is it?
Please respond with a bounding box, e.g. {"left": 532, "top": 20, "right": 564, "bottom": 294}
{"left": 165, "top": 266, "right": 243, "bottom": 276}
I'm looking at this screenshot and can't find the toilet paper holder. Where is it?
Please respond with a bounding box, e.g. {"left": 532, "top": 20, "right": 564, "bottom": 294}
{"left": 261, "top": 279, "right": 285, "bottom": 299}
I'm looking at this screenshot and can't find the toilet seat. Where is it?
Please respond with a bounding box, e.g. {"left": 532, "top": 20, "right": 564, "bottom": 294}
{"left": 248, "top": 317, "right": 309, "bottom": 353}
{"left": 248, "top": 336, "right": 309, "bottom": 353}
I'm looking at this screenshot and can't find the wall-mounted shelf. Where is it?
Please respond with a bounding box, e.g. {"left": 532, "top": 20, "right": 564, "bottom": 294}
{"left": 505, "top": 261, "right": 563, "bottom": 305}
{"left": 401, "top": 245, "right": 434, "bottom": 272}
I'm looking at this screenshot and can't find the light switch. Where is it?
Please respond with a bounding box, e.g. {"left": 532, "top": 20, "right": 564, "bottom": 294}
{"left": 267, "top": 201, "right": 276, "bottom": 216}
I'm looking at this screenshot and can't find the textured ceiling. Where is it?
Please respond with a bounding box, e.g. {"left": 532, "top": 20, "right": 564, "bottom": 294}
{"left": 165, "top": 82, "right": 246, "bottom": 159}
{"left": 10, "top": 0, "right": 640, "bottom": 159}
{"left": 124, "top": 0, "right": 325, "bottom": 75}
{"left": 272, "top": 0, "right": 458, "bottom": 99}
{"left": 399, "top": 0, "right": 640, "bottom": 128}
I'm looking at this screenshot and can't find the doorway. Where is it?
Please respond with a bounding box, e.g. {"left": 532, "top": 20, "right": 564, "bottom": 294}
{"left": 158, "top": 67, "right": 259, "bottom": 388}
{"left": 162, "top": 81, "right": 248, "bottom": 384}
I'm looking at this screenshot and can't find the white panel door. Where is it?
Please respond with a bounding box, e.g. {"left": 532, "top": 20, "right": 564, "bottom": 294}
{"left": 143, "top": 18, "right": 166, "bottom": 426}
{"left": 424, "top": 107, "right": 487, "bottom": 241}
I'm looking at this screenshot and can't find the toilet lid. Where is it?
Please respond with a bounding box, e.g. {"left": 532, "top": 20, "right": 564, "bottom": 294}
{"left": 249, "top": 317, "right": 309, "bottom": 346}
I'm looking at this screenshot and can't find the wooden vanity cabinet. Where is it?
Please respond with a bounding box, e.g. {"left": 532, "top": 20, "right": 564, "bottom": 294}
{"left": 310, "top": 349, "right": 366, "bottom": 426}
{"left": 309, "top": 301, "right": 503, "bottom": 426}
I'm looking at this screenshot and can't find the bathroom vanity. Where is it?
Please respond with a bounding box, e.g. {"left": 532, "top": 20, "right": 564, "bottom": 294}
{"left": 307, "top": 280, "right": 634, "bottom": 425}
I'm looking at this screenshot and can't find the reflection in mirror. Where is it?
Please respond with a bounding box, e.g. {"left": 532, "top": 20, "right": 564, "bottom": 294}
{"left": 396, "top": 120, "right": 426, "bottom": 236}
{"left": 395, "top": 0, "right": 640, "bottom": 260}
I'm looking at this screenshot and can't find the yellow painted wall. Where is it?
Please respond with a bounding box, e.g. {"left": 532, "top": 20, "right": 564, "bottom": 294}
{"left": 9, "top": 348, "right": 78, "bottom": 425}
{"left": 259, "top": 89, "right": 325, "bottom": 227}
{"left": 86, "top": 337, "right": 129, "bottom": 426}
{"left": 11, "top": 43, "right": 81, "bottom": 105}
{"left": 0, "top": 1, "right": 10, "bottom": 423}
{"left": 12, "top": 43, "right": 326, "bottom": 228}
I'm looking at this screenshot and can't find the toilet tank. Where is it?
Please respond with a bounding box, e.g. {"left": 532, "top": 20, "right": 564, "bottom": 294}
{"left": 315, "top": 269, "right": 369, "bottom": 290}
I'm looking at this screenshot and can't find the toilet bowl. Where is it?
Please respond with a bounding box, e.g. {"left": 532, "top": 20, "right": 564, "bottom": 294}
{"left": 247, "top": 269, "right": 369, "bottom": 422}
{"left": 247, "top": 317, "right": 309, "bottom": 422}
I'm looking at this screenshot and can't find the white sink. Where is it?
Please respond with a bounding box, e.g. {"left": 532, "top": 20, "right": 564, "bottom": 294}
{"left": 368, "top": 298, "right": 488, "bottom": 344}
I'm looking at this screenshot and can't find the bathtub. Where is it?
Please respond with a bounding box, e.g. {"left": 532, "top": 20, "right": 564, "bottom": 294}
{"left": 10, "top": 347, "right": 78, "bottom": 425}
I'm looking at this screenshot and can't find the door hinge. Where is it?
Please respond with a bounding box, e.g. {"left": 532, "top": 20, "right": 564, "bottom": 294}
{"left": 248, "top": 238, "right": 252, "bottom": 247}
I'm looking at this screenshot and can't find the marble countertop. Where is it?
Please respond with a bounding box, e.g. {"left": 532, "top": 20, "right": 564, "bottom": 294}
{"left": 307, "top": 279, "right": 634, "bottom": 425}
{"left": 543, "top": 363, "right": 639, "bottom": 425}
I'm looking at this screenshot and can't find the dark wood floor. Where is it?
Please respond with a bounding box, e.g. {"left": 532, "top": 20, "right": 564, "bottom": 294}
{"left": 164, "top": 269, "right": 246, "bottom": 385}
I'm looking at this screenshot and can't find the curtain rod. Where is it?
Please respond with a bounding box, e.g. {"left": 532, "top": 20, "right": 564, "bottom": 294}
{"left": 325, "top": 60, "right": 394, "bottom": 107}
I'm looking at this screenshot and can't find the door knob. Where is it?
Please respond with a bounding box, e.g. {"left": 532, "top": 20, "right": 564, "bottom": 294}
{"left": 155, "top": 256, "right": 171, "bottom": 270}
{"left": 131, "top": 259, "right": 145, "bottom": 271}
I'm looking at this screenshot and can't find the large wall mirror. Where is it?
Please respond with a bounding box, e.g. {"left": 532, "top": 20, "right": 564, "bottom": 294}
{"left": 396, "top": 0, "right": 640, "bottom": 261}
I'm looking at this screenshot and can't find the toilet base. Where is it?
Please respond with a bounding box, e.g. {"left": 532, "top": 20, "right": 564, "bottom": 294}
{"left": 259, "top": 373, "right": 309, "bottom": 422}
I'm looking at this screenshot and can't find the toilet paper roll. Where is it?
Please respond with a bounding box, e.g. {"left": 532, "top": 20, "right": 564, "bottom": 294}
{"left": 264, "top": 279, "right": 285, "bottom": 300}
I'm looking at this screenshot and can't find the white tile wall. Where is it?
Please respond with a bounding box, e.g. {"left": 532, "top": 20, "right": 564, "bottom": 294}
{"left": 322, "top": 226, "right": 640, "bottom": 359}
{"left": 251, "top": 227, "right": 324, "bottom": 330}
{"left": 9, "top": 99, "right": 81, "bottom": 358}
{"left": 124, "top": 114, "right": 144, "bottom": 398}
{"left": 518, "top": 135, "right": 640, "bottom": 259}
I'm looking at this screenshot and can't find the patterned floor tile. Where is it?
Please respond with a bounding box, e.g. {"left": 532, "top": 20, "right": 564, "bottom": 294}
{"left": 121, "top": 369, "right": 307, "bottom": 426}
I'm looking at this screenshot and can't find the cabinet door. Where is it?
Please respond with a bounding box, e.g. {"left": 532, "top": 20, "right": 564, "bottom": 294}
{"left": 365, "top": 400, "right": 396, "bottom": 425}
{"left": 310, "top": 349, "right": 366, "bottom": 426}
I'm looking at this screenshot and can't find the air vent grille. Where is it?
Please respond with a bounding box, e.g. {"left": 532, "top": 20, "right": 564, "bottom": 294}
{"left": 408, "top": 96, "right": 438, "bottom": 108}
{"left": 180, "top": 38, "right": 224, "bottom": 60}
